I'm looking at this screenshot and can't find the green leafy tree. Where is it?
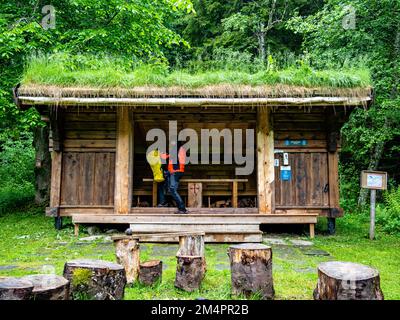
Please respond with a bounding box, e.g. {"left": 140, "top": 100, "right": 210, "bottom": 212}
{"left": 0, "top": 0, "right": 193, "bottom": 206}
{"left": 288, "top": 0, "right": 400, "bottom": 206}
{"left": 221, "top": 0, "right": 290, "bottom": 61}
{"left": 178, "top": 0, "right": 322, "bottom": 63}
{"left": 0, "top": 0, "right": 193, "bottom": 134}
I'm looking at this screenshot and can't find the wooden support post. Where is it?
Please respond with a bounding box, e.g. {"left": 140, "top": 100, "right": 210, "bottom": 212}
{"left": 314, "top": 261, "right": 384, "bottom": 300}
{"left": 309, "top": 223, "right": 315, "bottom": 239}
{"left": 370, "top": 189, "right": 376, "bottom": 240}
{"left": 232, "top": 181, "right": 238, "bottom": 208}
{"left": 326, "top": 110, "right": 342, "bottom": 219}
{"left": 139, "top": 260, "right": 162, "bottom": 286}
{"left": 152, "top": 182, "right": 157, "bottom": 207}
{"left": 188, "top": 183, "right": 202, "bottom": 208}
{"left": 48, "top": 109, "right": 63, "bottom": 224}
{"left": 114, "top": 106, "right": 133, "bottom": 214}
{"left": 112, "top": 235, "right": 140, "bottom": 284}
{"left": 49, "top": 107, "right": 63, "bottom": 152}
{"left": 328, "top": 152, "right": 340, "bottom": 212}
{"left": 228, "top": 243, "right": 274, "bottom": 300}
{"left": 49, "top": 152, "right": 62, "bottom": 215}
{"left": 327, "top": 151, "right": 342, "bottom": 226}
{"left": 63, "top": 259, "right": 126, "bottom": 300}
{"left": 175, "top": 233, "right": 206, "bottom": 292}
{"left": 257, "top": 107, "right": 275, "bottom": 214}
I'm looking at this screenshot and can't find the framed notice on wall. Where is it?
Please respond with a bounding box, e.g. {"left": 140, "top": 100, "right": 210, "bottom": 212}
{"left": 361, "top": 171, "right": 388, "bottom": 190}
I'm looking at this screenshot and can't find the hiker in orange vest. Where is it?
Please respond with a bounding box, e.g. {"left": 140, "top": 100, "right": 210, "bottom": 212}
{"left": 158, "top": 140, "right": 188, "bottom": 214}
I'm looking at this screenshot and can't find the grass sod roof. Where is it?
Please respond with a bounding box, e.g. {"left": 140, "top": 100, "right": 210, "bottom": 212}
{"left": 17, "top": 56, "right": 373, "bottom": 107}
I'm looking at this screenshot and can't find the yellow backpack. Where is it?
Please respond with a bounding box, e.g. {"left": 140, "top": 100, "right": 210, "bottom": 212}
{"left": 146, "top": 149, "right": 165, "bottom": 183}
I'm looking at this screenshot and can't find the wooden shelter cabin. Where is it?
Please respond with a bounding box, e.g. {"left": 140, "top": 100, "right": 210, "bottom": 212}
{"left": 15, "top": 83, "right": 372, "bottom": 242}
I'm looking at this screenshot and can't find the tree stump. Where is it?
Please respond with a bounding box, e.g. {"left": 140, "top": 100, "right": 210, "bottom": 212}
{"left": 139, "top": 260, "right": 162, "bottom": 285}
{"left": 21, "top": 274, "right": 69, "bottom": 300}
{"left": 228, "top": 243, "right": 274, "bottom": 300}
{"left": 175, "top": 233, "right": 206, "bottom": 292}
{"left": 177, "top": 233, "right": 205, "bottom": 257}
{"left": 313, "top": 261, "right": 384, "bottom": 300}
{"left": 63, "top": 259, "right": 126, "bottom": 300}
{"left": 112, "top": 235, "right": 140, "bottom": 284}
{"left": 0, "top": 277, "right": 34, "bottom": 300}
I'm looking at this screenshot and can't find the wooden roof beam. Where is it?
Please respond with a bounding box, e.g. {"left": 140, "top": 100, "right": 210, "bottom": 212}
{"left": 16, "top": 96, "right": 372, "bottom": 108}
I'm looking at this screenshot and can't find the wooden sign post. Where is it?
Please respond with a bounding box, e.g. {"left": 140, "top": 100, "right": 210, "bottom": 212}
{"left": 361, "top": 171, "right": 388, "bottom": 240}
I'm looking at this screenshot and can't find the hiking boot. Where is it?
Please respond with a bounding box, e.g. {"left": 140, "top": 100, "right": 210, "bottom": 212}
{"left": 157, "top": 203, "right": 169, "bottom": 207}
{"left": 174, "top": 209, "right": 188, "bottom": 214}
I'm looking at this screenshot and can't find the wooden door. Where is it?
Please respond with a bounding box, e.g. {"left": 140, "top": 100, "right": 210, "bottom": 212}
{"left": 274, "top": 152, "right": 329, "bottom": 208}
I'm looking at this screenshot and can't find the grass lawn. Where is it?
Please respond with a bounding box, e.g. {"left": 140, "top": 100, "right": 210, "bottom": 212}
{"left": 0, "top": 205, "right": 399, "bottom": 300}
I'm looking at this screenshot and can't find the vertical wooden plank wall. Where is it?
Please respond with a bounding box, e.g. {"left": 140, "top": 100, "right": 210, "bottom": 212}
{"left": 257, "top": 107, "right": 275, "bottom": 214}
{"left": 114, "top": 106, "right": 133, "bottom": 214}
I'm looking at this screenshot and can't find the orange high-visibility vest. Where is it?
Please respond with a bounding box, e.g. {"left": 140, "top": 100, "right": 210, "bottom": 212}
{"left": 161, "top": 147, "right": 186, "bottom": 173}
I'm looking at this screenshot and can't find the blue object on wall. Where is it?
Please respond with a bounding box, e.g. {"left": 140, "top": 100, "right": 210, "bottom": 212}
{"left": 280, "top": 166, "right": 292, "bottom": 181}
{"left": 284, "top": 139, "right": 307, "bottom": 146}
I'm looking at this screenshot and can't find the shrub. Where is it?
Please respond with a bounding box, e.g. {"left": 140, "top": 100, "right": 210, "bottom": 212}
{"left": 376, "top": 186, "right": 400, "bottom": 234}
{"left": 0, "top": 132, "right": 35, "bottom": 213}
{"left": 339, "top": 162, "right": 362, "bottom": 213}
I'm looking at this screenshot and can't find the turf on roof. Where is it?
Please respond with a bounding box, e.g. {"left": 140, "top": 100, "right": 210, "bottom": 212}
{"left": 19, "top": 55, "right": 372, "bottom": 99}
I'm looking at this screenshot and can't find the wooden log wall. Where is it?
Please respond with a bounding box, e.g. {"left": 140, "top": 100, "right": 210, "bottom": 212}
{"left": 51, "top": 110, "right": 117, "bottom": 152}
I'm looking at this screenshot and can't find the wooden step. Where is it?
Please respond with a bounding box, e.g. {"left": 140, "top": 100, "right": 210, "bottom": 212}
{"left": 72, "top": 213, "right": 318, "bottom": 224}
{"left": 130, "top": 232, "right": 263, "bottom": 243}
{"left": 76, "top": 214, "right": 264, "bottom": 224}
{"left": 70, "top": 213, "right": 317, "bottom": 243}
{"left": 128, "top": 223, "right": 260, "bottom": 233}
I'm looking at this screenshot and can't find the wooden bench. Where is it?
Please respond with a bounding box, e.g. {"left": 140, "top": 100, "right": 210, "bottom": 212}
{"left": 142, "top": 178, "right": 248, "bottom": 208}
